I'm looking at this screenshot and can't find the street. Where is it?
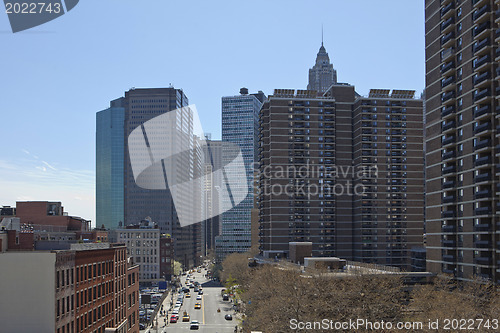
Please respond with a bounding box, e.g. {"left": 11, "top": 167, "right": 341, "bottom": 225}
{"left": 150, "top": 269, "right": 238, "bottom": 333}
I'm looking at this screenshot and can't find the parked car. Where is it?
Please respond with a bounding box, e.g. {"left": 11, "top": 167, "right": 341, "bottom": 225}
{"left": 225, "top": 314, "right": 233, "bottom": 320}
{"left": 170, "top": 315, "right": 179, "bottom": 323}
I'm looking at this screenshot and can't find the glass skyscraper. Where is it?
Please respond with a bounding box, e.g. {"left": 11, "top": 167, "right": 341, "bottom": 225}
{"left": 96, "top": 98, "right": 125, "bottom": 230}
{"left": 216, "top": 88, "right": 265, "bottom": 261}
{"left": 96, "top": 88, "right": 202, "bottom": 268}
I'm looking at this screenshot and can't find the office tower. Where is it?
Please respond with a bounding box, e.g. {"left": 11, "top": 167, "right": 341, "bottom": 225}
{"left": 216, "top": 88, "right": 265, "bottom": 261}
{"left": 258, "top": 85, "right": 425, "bottom": 269}
{"left": 352, "top": 90, "right": 425, "bottom": 267}
{"left": 202, "top": 138, "right": 222, "bottom": 255}
{"left": 307, "top": 42, "right": 337, "bottom": 94}
{"left": 425, "top": 0, "right": 500, "bottom": 281}
{"left": 96, "top": 87, "right": 202, "bottom": 268}
{"left": 96, "top": 98, "right": 125, "bottom": 230}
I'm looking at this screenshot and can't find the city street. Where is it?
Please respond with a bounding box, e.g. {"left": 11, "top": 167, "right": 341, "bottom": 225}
{"left": 151, "top": 270, "right": 238, "bottom": 333}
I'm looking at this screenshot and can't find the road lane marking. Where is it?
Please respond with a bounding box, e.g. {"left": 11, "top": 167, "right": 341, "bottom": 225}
{"left": 202, "top": 290, "right": 205, "bottom": 324}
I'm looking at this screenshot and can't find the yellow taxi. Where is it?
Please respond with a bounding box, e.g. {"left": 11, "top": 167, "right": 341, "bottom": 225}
{"left": 194, "top": 302, "right": 201, "bottom": 309}
{"left": 185, "top": 293, "right": 191, "bottom": 298}
{"left": 182, "top": 312, "right": 190, "bottom": 322}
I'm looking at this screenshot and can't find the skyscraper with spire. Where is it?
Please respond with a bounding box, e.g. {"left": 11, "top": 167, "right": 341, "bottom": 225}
{"left": 307, "top": 40, "right": 337, "bottom": 94}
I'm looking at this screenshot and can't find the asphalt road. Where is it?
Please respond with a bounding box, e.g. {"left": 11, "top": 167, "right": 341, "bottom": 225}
{"left": 156, "top": 270, "right": 237, "bottom": 333}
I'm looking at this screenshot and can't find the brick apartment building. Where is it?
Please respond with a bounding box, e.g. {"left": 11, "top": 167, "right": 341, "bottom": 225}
{"left": 425, "top": 0, "right": 500, "bottom": 281}
{"left": 258, "top": 85, "right": 424, "bottom": 269}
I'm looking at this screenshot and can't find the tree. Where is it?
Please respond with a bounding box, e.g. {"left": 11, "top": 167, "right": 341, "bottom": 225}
{"left": 173, "top": 260, "right": 183, "bottom": 276}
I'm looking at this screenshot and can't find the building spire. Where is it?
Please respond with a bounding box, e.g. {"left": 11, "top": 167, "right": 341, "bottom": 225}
{"left": 321, "top": 24, "right": 323, "bottom": 46}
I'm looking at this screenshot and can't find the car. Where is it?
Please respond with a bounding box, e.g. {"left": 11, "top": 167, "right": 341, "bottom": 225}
{"left": 194, "top": 288, "right": 199, "bottom": 292}
{"left": 185, "top": 293, "right": 191, "bottom": 298}
{"left": 196, "top": 295, "right": 202, "bottom": 300}
{"left": 182, "top": 313, "right": 190, "bottom": 322}
{"left": 194, "top": 302, "right": 201, "bottom": 309}
{"left": 225, "top": 314, "right": 233, "bottom": 321}
{"left": 170, "top": 315, "right": 179, "bottom": 323}
{"left": 198, "top": 290, "right": 203, "bottom": 295}
{"left": 222, "top": 294, "right": 229, "bottom": 301}
{"left": 190, "top": 320, "right": 200, "bottom": 330}
{"left": 172, "top": 309, "right": 179, "bottom": 315}
{"left": 139, "top": 323, "right": 146, "bottom": 329}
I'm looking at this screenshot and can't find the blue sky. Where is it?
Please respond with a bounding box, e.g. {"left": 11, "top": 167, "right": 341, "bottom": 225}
{"left": 0, "top": 0, "right": 425, "bottom": 224}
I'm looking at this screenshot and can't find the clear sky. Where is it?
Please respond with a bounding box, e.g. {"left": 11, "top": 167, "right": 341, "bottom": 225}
{"left": 0, "top": 0, "right": 425, "bottom": 225}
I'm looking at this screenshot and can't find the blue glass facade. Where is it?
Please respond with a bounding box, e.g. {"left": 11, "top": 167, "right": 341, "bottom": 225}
{"left": 96, "top": 98, "right": 125, "bottom": 230}
{"left": 216, "top": 90, "right": 264, "bottom": 261}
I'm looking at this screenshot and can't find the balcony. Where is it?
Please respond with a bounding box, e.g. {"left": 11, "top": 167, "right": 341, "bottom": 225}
{"left": 473, "top": 54, "right": 491, "bottom": 71}
{"left": 474, "top": 223, "right": 491, "bottom": 231}
{"left": 442, "top": 150, "right": 456, "bottom": 161}
{"left": 474, "top": 138, "right": 491, "bottom": 151}
{"left": 441, "top": 61, "right": 455, "bottom": 74}
{"left": 475, "top": 122, "right": 492, "bottom": 134}
{"left": 442, "top": 135, "right": 456, "bottom": 146}
{"left": 473, "top": 21, "right": 491, "bottom": 39}
{"left": 443, "top": 195, "right": 456, "bottom": 203}
{"left": 473, "top": 71, "right": 490, "bottom": 87}
{"left": 442, "top": 165, "right": 456, "bottom": 174}
{"left": 474, "top": 104, "right": 491, "bottom": 119}
{"left": 441, "top": 120, "right": 456, "bottom": 133}
{"left": 475, "top": 155, "right": 492, "bottom": 167}
{"left": 441, "top": 75, "right": 455, "bottom": 90}
{"left": 442, "top": 210, "right": 456, "bottom": 218}
{"left": 475, "top": 0, "right": 490, "bottom": 7}
{"left": 441, "top": 105, "right": 455, "bottom": 118}
{"left": 442, "top": 224, "right": 456, "bottom": 232}
{"left": 475, "top": 257, "right": 492, "bottom": 265}
{"left": 441, "top": 32, "right": 455, "bottom": 48}
{"left": 442, "top": 254, "right": 456, "bottom": 262}
{"left": 473, "top": 4, "right": 490, "bottom": 22}
{"left": 441, "top": 47, "right": 454, "bottom": 61}
{"left": 474, "top": 188, "right": 492, "bottom": 199}
{"left": 442, "top": 179, "right": 456, "bottom": 188}
{"left": 475, "top": 206, "right": 492, "bottom": 215}
{"left": 474, "top": 88, "right": 491, "bottom": 102}
{"left": 442, "top": 239, "right": 456, "bottom": 247}
{"left": 474, "top": 172, "right": 491, "bottom": 183}
{"left": 475, "top": 240, "right": 491, "bottom": 248}
{"left": 474, "top": 38, "right": 491, "bottom": 57}
{"left": 441, "top": 1, "right": 455, "bottom": 19}
{"left": 441, "top": 17, "right": 455, "bottom": 33}
{"left": 442, "top": 91, "right": 455, "bottom": 103}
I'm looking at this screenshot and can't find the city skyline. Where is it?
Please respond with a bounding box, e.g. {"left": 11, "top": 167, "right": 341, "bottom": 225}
{"left": 0, "top": 1, "right": 425, "bottom": 225}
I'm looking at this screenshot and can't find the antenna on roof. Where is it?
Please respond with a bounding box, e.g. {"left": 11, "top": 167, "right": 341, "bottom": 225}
{"left": 321, "top": 24, "right": 324, "bottom": 46}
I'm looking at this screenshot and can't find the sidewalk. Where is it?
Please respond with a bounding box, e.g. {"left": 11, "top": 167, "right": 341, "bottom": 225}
{"left": 147, "top": 288, "right": 175, "bottom": 332}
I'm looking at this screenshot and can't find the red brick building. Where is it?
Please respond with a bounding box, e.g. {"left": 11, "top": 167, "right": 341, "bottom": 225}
{"left": 16, "top": 201, "right": 90, "bottom": 232}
